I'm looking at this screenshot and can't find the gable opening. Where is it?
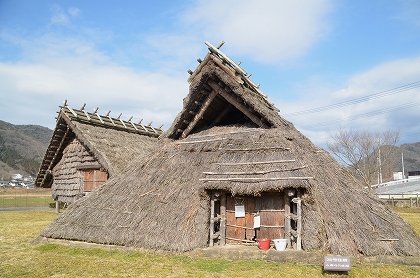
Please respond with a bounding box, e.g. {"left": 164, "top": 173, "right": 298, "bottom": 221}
{"left": 175, "top": 80, "right": 272, "bottom": 139}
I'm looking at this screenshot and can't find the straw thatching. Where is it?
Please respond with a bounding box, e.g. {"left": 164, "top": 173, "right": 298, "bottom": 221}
{"left": 35, "top": 104, "right": 162, "bottom": 203}
{"left": 40, "top": 43, "right": 420, "bottom": 256}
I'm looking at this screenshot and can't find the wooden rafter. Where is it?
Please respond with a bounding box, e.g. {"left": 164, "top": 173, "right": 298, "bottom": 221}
{"left": 181, "top": 90, "right": 218, "bottom": 139}
{"left": 207, "top": 79, "right": 269, "bottom": 128}
{"left": 40, "top": 125, "right": 71, "bottom": 186}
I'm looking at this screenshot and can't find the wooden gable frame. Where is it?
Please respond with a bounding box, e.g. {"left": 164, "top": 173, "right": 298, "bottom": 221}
{"left": 171, "top": 43, "right": 277, "bottom": 140}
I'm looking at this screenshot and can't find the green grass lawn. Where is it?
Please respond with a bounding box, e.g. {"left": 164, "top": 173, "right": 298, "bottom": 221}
{"left": 391, "top": 207, "right": 420, "bottom": 236}
{"left": 0, "top": 188, "right": 53, "bottom": 208}
{"left": 0, "top": 209, "right": 420, "bottom": 277}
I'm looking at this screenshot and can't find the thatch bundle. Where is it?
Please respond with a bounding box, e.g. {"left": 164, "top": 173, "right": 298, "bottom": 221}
{"left": 40, "top": 44, "right": 420, "bottom": 256}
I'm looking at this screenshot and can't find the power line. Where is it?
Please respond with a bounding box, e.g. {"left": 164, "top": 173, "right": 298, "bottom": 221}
{"left": 401, "top": 131, "right": 420, "bottom": 138}
{"left": 283, "top": 81, "right": 420, "bottom": 117}
{"left": 300, "top": 100, "right": 420, "bottom": 129}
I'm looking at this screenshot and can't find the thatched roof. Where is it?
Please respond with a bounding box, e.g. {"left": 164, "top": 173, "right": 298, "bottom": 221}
{"left": 163, "top": 42, "right": 286, "bottom": 140}
{"left": 35, "top": 103, "right": 163, "bottom": 188}
{"left": 40, "top": 43, "right": 420, "bottom": 256}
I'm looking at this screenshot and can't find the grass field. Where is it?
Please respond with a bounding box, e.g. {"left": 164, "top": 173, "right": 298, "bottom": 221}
{"left": 0, "top": 188, "right": 53, "bottom": 208}
{"left": 0, "top": 208, "right": 420, "bottom": 277}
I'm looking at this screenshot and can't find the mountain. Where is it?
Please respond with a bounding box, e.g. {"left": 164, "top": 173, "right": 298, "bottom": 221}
{"left": 396, "top": 142, "right": 420, "bottom": 174}
{"left": 0, "top": 120, "right": 52, "bottom": 180}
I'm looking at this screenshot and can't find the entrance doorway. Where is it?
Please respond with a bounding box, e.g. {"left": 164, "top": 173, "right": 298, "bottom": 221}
{"left": 209, "top": 189, "right": 302, "bottom": 250}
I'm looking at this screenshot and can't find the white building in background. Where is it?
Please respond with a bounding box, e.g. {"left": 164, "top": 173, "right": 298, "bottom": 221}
{"left": 393, "top": 172, "right": 404, "bottom": 181}
{"left": 12, "top": 173, "right": 23, "bottom": 180}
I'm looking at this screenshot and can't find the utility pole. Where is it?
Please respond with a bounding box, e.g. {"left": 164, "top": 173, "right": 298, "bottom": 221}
{"left": 402, "top": 152, "right": 405, "bottom": 179}
{"left": 378, "top": 142, "right": 383, "bottom": 185}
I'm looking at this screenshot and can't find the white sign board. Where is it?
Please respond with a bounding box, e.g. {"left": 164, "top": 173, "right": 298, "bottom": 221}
{"left": 253, "top": 215, "right": 260, "bottom": 228}
{"left": 235, "top": 205, "right": 245, "bottom": 218}
{"left": 324, "top": 256, "right": 351, "bottom": 272}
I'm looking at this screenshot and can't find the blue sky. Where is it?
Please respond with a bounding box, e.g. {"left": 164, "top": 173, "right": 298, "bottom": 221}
{"left": 1, "top": 0, "right": 420, "bottom": 148}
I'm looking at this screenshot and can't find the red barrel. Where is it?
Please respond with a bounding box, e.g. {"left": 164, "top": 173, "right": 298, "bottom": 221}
{"left": 257, "top": 238, "right": 271, "bottom": 250}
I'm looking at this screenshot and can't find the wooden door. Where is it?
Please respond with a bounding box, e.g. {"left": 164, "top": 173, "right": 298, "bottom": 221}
{"left": 225, "top": 192, "right": 285, "bottom": 244}
{"left": 255, "top": 192, "right": 285, "bottom": 240}
{"left": 225, "top": 195, "right": 255, "bottom": 243}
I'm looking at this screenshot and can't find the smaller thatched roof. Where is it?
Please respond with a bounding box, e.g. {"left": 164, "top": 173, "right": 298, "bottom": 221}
{"left": 35, "top": 102, "right": 163, "bottom": 188}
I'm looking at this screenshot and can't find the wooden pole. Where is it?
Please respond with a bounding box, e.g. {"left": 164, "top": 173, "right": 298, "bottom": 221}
{"left": 55, "top": 200, "right": 60, "bottom": 213}
{"left": 296, "top": 192, "right": 302, "bottom": 251}
{"left": 181, "top": 90, "right": 218, "bottom": 139}
{"left": 209, "top": 192, "right": 215, "bottom": 246}
{"left": 284, "top": 194, "right": 291, "bottom": 249}
{"left": 220, "top": 192, "right": 226, "bottom": 246}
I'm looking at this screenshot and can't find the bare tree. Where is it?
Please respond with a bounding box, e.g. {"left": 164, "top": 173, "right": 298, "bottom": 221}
{"left": 326, "top": 129, "right": 400, "bottom": 190}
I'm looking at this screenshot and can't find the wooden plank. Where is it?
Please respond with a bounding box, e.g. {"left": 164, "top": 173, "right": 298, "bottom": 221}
{"left": 176, "top": 138, "right": 227, "bottom": 144}
{"left": 181, "top": 90, "right": 218, "bottom": 138}
{"left": 223, "top": 146, "right": 290, "bottom": 151}
{"left": 225, "top": 195, "right": 236, "bottom": 244}
{"left": 84, "top": 170, "right": 95, "bottom": 191}
{"left": 214, "top": 160, "right": 295, "bottom": 166}
{"left": 200, "top": 177, "right": 313, "bottom": 182}
{"left": 220, "top": 192, "right": 226, "bottom": 245}
{"left": 245, "top": 197, "right": 255, "bottom": 241}
{"left": 209, "top": 193, "right": 215, "bottom": 246}
{"left": 296, "top": 192, "right": 302, "bottom": 250}
{"left": 203, "top": 166, "right": 307, "bottom": 175}
{"left": 256, "top": 193, "right": 284, "bottom": 240}
{"left": 284, "top": 195, "right": 291, "bottom": 248}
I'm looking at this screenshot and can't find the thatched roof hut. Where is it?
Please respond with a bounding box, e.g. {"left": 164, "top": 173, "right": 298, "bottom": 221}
{"left": 40, "top": 42, "right": 420, "bottom": 256}
{"left": 35, "top": 103, "right": 163, "bottom": 203}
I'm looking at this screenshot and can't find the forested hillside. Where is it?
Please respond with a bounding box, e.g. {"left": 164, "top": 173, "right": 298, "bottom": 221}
{"left": 397, "top": 142, "right": 420, "bottom": 173}
{"left": 0, "top": 120, "right": 52, "bottom": 180}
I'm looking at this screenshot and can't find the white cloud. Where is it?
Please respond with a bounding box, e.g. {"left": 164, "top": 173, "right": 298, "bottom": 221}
{"left": 0, "top": 32, "right": 188, "bottom": 129}
{"left": 49, "top": 5, "right": 70, "bottom": 26}
{"left": 279, "top": 56, "right": 420, "bottom": 146}
{"left": 181, "top": 0, "right": 333, "bottom": 64}
{"left": 68, "top": 7, "right": 81, "bottom": 17}
{"left": 395, "top": 0, "right": 420, "bottom": 27}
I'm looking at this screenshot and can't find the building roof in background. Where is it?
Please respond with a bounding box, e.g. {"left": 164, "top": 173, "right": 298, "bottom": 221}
{"left": 35, "top": 103, "right": 163, "bottom": 188}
